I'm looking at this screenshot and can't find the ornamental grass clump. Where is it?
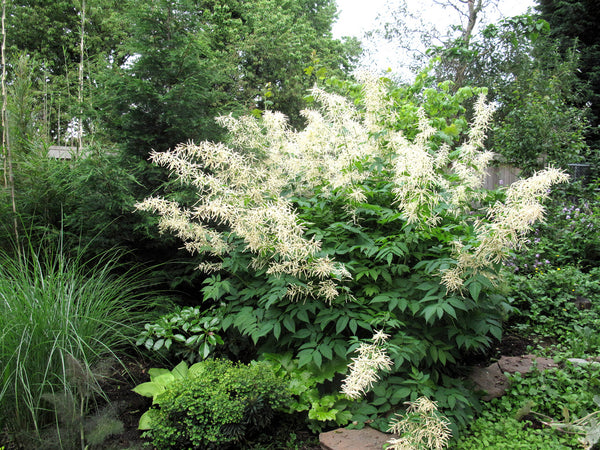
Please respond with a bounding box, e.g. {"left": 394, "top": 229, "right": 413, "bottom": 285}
{"left": 0, "top": 240, "right": 159, "bottom": 448}
{"left": 137, "top": 73, "right": 568, "bottom": 430}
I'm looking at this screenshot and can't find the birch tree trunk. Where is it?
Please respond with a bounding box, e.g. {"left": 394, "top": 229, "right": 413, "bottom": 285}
{"left": 2, "top": 0, "right": 19, "bottom": 243}
{"left": 77, "top": 0, "right": 85, "bottom": 156}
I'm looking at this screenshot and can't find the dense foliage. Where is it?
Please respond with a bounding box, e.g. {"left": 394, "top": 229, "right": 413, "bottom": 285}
{"left": 96, "top": 0, "right": 359, "bottom": 155}
{"left": 537, "top": 0, "right": 600, "bottom": 143}
{"left": 430, "top": 13, "right": 591, "bottom": 174}
{"left": 136, "top": 306, "right": 224, "bottom": 363}
{"left": 2, "top": 1, "right": 600, "bottom": 448}
{"left": 455, "top": 362, "right": 600, "bottom": 448}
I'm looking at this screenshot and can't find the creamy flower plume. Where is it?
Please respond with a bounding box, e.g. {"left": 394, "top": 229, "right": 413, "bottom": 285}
{"left": 442, "top": 167, "right": 569, "bottom": 291}
{"left": 341, "top": 331, "right": 393, "bottom": 399}
{"left": 387, "top": 397, "right": 452, "bottom": 450}
{"left": 137, "top": 75, "right": 568, "bottom": 298}
{"left": 392, "top": 92, "right": 497, "bottom": 225}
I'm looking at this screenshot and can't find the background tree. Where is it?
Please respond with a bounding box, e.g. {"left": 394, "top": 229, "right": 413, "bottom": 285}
{"left": 0, "top": 0, "right": 359, "bottom": 297}
{"left": 97, "top": 0, "right": 233, "bottom": 158}
{"left": 371, "top": 2, "right": 591, "bottom": 174}
{"left": 461, "top": 14, "right": 590, "bottom": 174}
{"left": 364, "top": 0, "right": 498, "bottom": 83}
{"left": 536, "top": 0, "right": 600, "bottom": 156}
{"left": 229, "top": 0, "right": 359, "bottom": 126}
{"left": 98, "top": 0, "right": 359, "bottom": 158}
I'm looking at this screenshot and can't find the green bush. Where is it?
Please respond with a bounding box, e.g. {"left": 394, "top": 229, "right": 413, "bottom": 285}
{"left": 137, "top": 73, "right": 567, "bottom": 431}
{"left": 505, "top": 266, "right": 600, "bottom": 341}
{"left": 138, "top": 359, "right": 291, "bottom": 449}
{"left": 453, "top": 414, "right": 576, "bottom": 449}
{"left": 505, "top": 193, "right": 600, "bottom": 273}
{"left": 0, "top": 147, "right": 207, "bottom": 296}
{"left": 501, "top": 182, "right": 600, "bottom": 356}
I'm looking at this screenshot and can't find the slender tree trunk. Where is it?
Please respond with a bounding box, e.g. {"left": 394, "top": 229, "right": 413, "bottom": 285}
{"left": 2, "top": 0, "right": 19, "bottom": 244}
{"left": 77, "top": 0, "right": 85, "bottom": 157}
{"left": 454, "top": 0, "right": 483, "bottom": 89}
{"left": 1, "top": 0, "right": 6, "bottom": 189}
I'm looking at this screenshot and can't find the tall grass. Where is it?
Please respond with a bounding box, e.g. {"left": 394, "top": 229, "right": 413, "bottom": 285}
{"left": 0, "top": 241, "right": 160, "bottom": 447}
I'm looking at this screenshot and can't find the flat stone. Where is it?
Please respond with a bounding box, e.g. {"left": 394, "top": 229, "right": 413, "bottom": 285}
{"left": 567, "top": 358, "right": 600, "bottom": 367}
{"left": 320, "top": 427, "right": 392, "bottom": 450}
{"left": 468, "top": 354, "right": 559, "bottom": 401}
{"left": 497, "top": 354, "right": 558, "bottom": 374}
{"left": 469, "top": 362, "right": 510, "bottom": 400}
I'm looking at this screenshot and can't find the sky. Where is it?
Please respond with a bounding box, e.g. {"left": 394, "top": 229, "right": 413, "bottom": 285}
{"left": 332, "top": 0, "right": 537, "bottom": 78}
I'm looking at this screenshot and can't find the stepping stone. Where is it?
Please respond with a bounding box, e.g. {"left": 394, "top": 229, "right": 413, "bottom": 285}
{"left": 320, "top": 426, "right": 393, "bottom": 450}
{"left": 497, "top": 354, "right": 557, "bottom": 374}
{"left": 469, "top": 354, "right": 558, "bottom": 400}
{"left": 469, "top": 362, "right": 510, "bottom": 400}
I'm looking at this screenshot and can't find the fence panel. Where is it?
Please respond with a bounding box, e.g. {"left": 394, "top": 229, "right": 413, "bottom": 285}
{"left": 483, "top": 164, "right": 521, "bottom": 190}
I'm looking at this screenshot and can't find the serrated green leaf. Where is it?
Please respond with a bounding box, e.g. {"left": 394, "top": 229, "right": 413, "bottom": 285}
{"left": 318, "top": 343, "right": 333, "bottom": 360}
{"left": 297, "top": 309, "right": 310, "bottom": 323}
{"left": 372, "top": 396, "right": 389, "bottom": 406}
{"left": 312, "top": 351, "right": 322, "bottom": 367}
{"left": 282, "top": 315, "right": 296, "bottom": 333}
{"left": 349, "top": 318, "right": 357, "bottom": 334}
{"left": 335, "top": 409, "right": 353, "bottom": 425}
{"left": 441, "top": 302, "right": 457, "bottom": 319}
{"left": 273, "top": 322, "right": 281, "bottom": 340}
{"left": 390, "top": 387, "right": 411, "bottom": 403}
{"left": 294, "top": 329, "right": 312, "bottom": 339}
{"left": 336, "top": 315, "right": 349, "bottom": 334}
{"left": 297, "top": 350, "right": 313, "bottom": 367}
{"left": 309, "top": 407, "right": 338, "bottom": 421}
{"left": 371, "top": 294, "right": 390, "bottom": 304}
{"left": 469, "top": 281, "right": 482, "bottom": 302}
{"left": 422, "top": 304, "right": 438, "bottom": 323}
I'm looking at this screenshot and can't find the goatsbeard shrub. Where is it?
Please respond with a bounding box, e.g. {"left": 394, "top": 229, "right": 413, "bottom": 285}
{"left": 136, "top": 72, "right": 568, "bottom": 431}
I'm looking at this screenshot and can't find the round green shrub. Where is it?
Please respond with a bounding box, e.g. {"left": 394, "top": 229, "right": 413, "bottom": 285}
{"left": 143, "top": 359, "right": 291, "bottom": 449}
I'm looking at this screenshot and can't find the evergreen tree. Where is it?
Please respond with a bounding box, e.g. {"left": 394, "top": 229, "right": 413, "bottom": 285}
{"left": 98, "top": 0, "right": 358, "bottom": 157}
{"left": 97, "top": 0, "right": 232, "bottom": 157}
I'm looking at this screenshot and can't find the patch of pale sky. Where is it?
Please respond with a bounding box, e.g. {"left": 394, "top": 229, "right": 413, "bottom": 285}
{"left": 333, "top": 0, "right": 537, "bottom": 79}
